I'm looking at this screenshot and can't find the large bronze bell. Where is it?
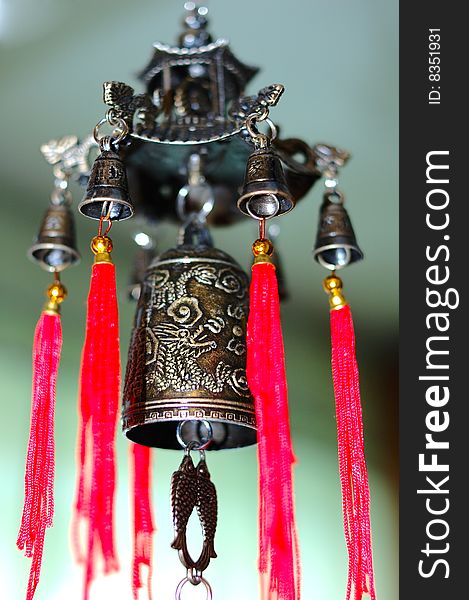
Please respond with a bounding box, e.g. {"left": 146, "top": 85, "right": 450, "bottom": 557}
{"left": 313, "top": 190, "right": 363, "bottom": 269}
{"left": 28, "top": 200, "right": 80, "bottom": 272}
{"left": 237, "top": 147, "right": 294, "bottom": 219}
{"left": 122, "top": 243, "right": 256, "bottom": 450}
{"left": 78, "top": 149, "right": 134, "bottom": 221}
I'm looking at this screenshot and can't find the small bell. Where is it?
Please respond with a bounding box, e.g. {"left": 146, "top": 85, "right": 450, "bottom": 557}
{"left": 28, "top": 198, "right": 80, "bottom": 272}
{"left": 78, "top": 148, "right": 134, "bottom": 221}
{"left": 237, "top": 147, "right": 294, "bottom": 219}
{"left": 313, "top": 190, "right": 363, "bottom": 270}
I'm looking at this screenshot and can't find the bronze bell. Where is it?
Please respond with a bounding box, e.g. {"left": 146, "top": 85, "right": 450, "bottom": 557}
{"left": 78, "top": 149, "right": 134, "bottom": 221}
{"left": 28, "top": 201, "right": 80, "bottom": 272}
{"left": 313, "top": 190, "right": 363, "bottom": 269}
{"left": 237, "top": 147, "right": 294, "bottom": 219}
{"left": 122, "top": 243, "right": 256, "bottom": 450}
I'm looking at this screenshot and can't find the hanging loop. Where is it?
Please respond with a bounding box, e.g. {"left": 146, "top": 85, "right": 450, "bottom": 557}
{"left": 98, "top": 212, "right": 113, "bottom": 237}
{"left": 176, "top": 420, "right": 213, "bottom": 451}
{"left": 176, "top": 184, "right": 215, "bottom": 223}
{"left": 176, "top": 153, "right": 215, "bottom": 227}
{"left": 245, "top": 110, "right": 278, "bottom": 149}
{"left": 93, "top": 109, "right": 129, "bottom": 148}
{"left": 175, "top": 576, "right": 213, "bottom": 599}
{"left": 323, "top": 188, "right": 345, "bottom": 205}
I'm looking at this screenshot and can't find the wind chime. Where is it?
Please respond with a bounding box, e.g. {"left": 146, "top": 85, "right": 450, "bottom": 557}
{"left": 18, "top": 4, "right": 376, "bottom": 600}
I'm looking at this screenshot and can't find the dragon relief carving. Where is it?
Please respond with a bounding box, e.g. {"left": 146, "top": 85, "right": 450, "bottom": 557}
{"left": 140, "top": 263, "right": 250, "bottom": 398}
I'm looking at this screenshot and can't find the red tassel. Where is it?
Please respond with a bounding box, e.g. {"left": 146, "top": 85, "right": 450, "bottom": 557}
{"left": 329, "top": 300, "right": 376, "bottom": 600}
{"left": 17, "top": 310, "right": 62, "bottom": 600}
{"left": 73, "top": 259, "right": 120, "bottom": 599}
{"left": 131, "top": 444, "right": 155, "bottom": 600}
{"left": 247, "top": 259, "right": 300, "bottom": 600}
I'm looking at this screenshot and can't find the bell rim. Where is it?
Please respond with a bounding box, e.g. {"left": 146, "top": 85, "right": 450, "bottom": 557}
{"left": 122, "top": 414, "right": 258, "bottom": 451}
{"left": 237, "top": 191, "right": 295, "bottom": 218}
{"left": 27, "top": 242, "right": 81, "bottom": 272}
{"left": 77, "top": 197, "right": 134, "bottom": 221}
{"left": 313, "top": 242, "right": 364, "bottom": 270}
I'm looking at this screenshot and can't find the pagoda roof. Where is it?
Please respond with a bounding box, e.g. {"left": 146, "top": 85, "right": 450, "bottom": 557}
{"left": 138, "top": 38, "right": 259, "bottom": 87}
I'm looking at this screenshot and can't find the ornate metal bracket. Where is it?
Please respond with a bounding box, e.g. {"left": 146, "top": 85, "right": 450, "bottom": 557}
{"left": 40, "top": 134, "right": 97, "bottom": 184}
{"left": 102, "top": 81, "right": 159, "bottom": 135}
{"left": 312, "top": 143, "right": 351, "bottom": 176}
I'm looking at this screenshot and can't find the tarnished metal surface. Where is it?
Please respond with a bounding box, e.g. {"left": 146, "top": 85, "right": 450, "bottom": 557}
{"left": 195, "top": 457, "right": 218, "bottom": 572}
{"left": 171, "top": 453, "right": 198, "bottom": 566}
{"left": 101, "top": 80, "right": 283, "bottom": 145}
{"left": 238, "top": 146, "right": 294, "bottom": 218}
{"left": 28, "top": 202, "right": 80, "bottom": 272}
{"left": 78, "top": 149, "right": 134, "bottom": 221}
{"left": 122, "top": 244, "right": 256, "bottom": 450}
{"left": 313, "top": 190, "right": 364, "bottom": 269}
{"left": 170, "top": 451, "right": 218, "bottom": 573}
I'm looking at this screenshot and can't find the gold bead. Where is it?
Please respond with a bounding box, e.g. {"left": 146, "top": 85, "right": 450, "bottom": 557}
{"left": 323, "top": 274, "right": 347, "bottom": 310}
{"left": 47, "top": 281, "right": 67, "bottom": 304}
{"left": 323, "top": 274, "right": 342, "bottom": 294}
{"left": 252, "top": 238, "right": 274, "bottom": 257}
{"left": 91, "top": 235, "right": 113, "bottom": 255}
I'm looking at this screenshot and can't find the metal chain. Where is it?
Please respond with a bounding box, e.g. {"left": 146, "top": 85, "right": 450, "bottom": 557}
{"left": 93, "top": 108, "right": 129, "bottom": 150}
{"left": 245, "top": 105, "right": 278, "bottom": 149}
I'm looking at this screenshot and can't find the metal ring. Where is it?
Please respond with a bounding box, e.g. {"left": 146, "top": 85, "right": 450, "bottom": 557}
{"left": 106, "top": 108, "right": 119, "bottom": 126}
{"left": 93, "top": 115, "right": 129, "bottom": 147}
{"left": 247, "top": 106, "right": 269, "bottom": 123}
{"left": 176, "top": 183, "right": 215, "bottom": 222}
{"left": 245, "top": 114, "right": 278, "bottom": 145}
{"left": 324, "top": 188, "right": 345, "bottom": 204}
{"left": 176, "top": 420, "right": 213, "bottom": 451}
{"left": 175, "top": 576, "right": 212, "bottom": 600}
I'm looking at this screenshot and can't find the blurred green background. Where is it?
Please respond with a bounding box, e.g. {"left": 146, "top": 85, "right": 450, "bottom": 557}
{"left": 0, "top": 0, "right": 398, "bottom": 598}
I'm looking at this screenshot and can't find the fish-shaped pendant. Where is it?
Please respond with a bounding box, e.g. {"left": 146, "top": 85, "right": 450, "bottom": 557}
{"left": 170, "top": 453, "right": 198, "bottom": 569}
{"left": 194, "top": 456, "right": 218, "bottom": 572}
